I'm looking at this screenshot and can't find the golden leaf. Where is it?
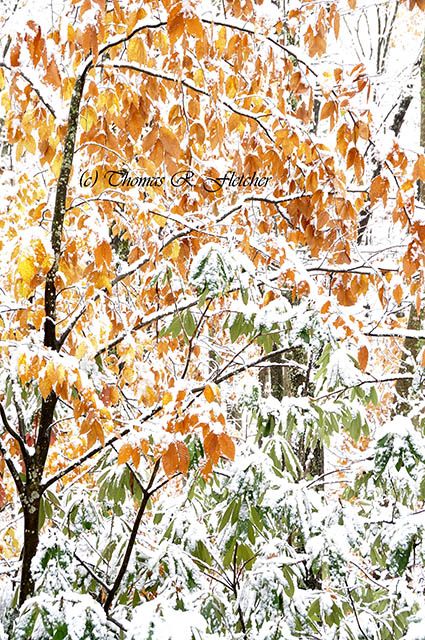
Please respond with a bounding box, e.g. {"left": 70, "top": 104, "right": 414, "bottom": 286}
{"left": 203, "top": 385, "right": 215, "bottom": 403}
{"left": 118, "top": 443, "right": 133, "bottom": 465}
{"left": 163, "top": 391, "right": 173, "bottom": 405}
{"left": 159, "top": 126, "right": 180, "bottom": 159}
{"left": 18, "top": 257, "right": 36, "bottom": 285}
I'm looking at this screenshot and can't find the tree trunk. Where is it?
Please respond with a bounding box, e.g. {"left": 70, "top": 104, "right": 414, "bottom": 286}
{"left": 420, "top": 36, "right": 425, "bottom": 202}
{"left": 19, "top": 493, "right": 41, "bottom": 605}
{"left": 392, "top": 37, "right": 425, "bottom": 416}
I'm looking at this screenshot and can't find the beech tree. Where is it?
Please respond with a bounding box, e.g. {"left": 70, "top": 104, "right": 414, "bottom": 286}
{"left": 1, "top": 0, "right": 425, "bottom": 638}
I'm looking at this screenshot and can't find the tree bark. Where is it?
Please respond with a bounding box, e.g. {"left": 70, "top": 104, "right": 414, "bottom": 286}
{"left": 392, "top": 37, "right": 425, "bottom": 416}
{"left": 18, "top": 69, "right": 87, "bottom": 605}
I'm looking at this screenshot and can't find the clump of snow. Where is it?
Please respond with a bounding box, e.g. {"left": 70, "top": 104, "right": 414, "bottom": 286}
{"left": 128, "top": 597, "right": 206, "bottom": 640}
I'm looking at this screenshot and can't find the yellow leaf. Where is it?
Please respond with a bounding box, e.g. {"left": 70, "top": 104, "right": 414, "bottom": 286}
{"left": 93, "top": 272, "right": 112, "bottom": 294}
{"left": 55, "top": 364, "right": 65, "bottom": 385}
{"left": 18, "top": 257, "right": 36, "bottom": 285}
{"left": 39, "top": 376, "right": 53, "bottom": 400}
{"left": 163, "top": 391, "right": 173, "bottom": 405}
{"left": 216, "top": 26, "right": 226, "bottom": 56}
{"left": 193, "top": 68, "right": 204, "bottom": 87}
{"left": 128, "top": 37, "right": 145, "bottom": 63}
{"left": 225, "top": 75, "right": 238, "bottom": 99}
{"left": 153, "top": 213, "right": 167, "bottom": 227}
{"left": 76, "top": 342, "right": 88, "bottom": 359}
{"left": 122, "top": 366, "right": 135, "bottom": 384}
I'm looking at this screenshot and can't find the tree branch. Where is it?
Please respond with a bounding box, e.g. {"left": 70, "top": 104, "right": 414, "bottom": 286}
{"left": 0, "top": 402, "right": 29, "bottom": 468}
{"left": 0, "top": 437, "right": 24, "bottom": 495}
{"left": 0, "top": 62, "right": 56, "bottom": 117}
{"left": 103, "top": 458, "right": 161, "bottom": 613}
{"left": 41, "top": 406, "right": 162, "bottom": 491}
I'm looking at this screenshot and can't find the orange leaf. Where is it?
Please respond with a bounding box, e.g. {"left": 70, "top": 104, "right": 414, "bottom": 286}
{"left": 10, "top": 43, "right": 20, "bottom": 66}
{"left": 370, "top": 175, "right": 389, "bottom": 207}
{"left": 94, "top": 240, "right": 112, "bottom": 268}
{"left": 203, "top": 385, "right": 215, "bottom": 403}
{"left": 413, "top": 155, "right": 425, "bottom": 182}
{"left": 45, "top": 57, "right": 61, "bottom": 87}
{"left": 176, "top": 441, "right": 190, "bottom": 475}
{"left": 358, "top": 345, "right": 368, "bottom": 372}
{"left": 167, "top": 13, "right": 184, "bottom": 45}
{"left": 159, "top": 126, "right": 180, "bottom": 159}
{"left": 204, "top": 432, "right": 220, "bottom": 465}
{"left": 219, "top": 433, "right": 235, "bottom": 460}
{"left": 118, "top": 443, "right": 133, "bottom": 465}
{"left": 162, "top": 442, "right": 178, "bottom": 476}
{"left": 393, "top": 284, "right": 403, "bottom": 305}
{"left": 162, "top": 441, "right": 189, "bottom": 476}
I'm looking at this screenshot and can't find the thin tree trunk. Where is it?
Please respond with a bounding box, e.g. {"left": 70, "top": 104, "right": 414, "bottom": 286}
{"left": 17, "top": 68, "right": 87, "bottom": 606}
{"left": 392, "top": 36, "right": 425, "bottom": 416}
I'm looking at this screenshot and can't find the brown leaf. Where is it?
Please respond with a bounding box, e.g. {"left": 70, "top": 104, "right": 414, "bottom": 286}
{"left": 358, "top": 345, "right": 368, "bottom": 372}
{"left": 10, "top": 43, "right": 20, "bottom": 66}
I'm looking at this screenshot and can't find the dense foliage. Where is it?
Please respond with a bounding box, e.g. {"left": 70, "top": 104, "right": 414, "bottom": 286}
{"left": 1, "top": 0, "right": 425, "bottom": 638}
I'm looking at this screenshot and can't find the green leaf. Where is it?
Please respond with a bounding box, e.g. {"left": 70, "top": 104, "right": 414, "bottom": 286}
{"left": 250, "top": 506, "right": 263, "bottom": 532}
{"left": 53, "top": 624, "right": 68, "bottom": 640}
{"left": 230, "top": 313, "right": 244, "bottom": 343}
{"left": 391, "top": 538, "right": 413, "bottom": 575}
{"left": 161, "top": 315, "right": 182, "bottom": 338}
{"left": 194, "top": 541, "right": 213, "bottom": 566}
{"left": 183, "top": 310, "right": 197, "bottom": 337}
{"left": 282, "top": 565, "right": 295, "bottom": 597}
{"left": 349, "top": 412, "right": 362, "bottom": 442}
{"left": 308, "top": 598, "right": 321, "bottom": 623}
{"left": 219, "top": 500, "right": 237, "bottom": 532}
{"left": 38, "top": 499, "right": 46, "bottom": 530}
{"left": 369, "top": 386, "right": 378, "bottom": 406}
{"left": 237, "top": 543, "right": 255, "bottom": 569}
{"left": 374, "top": 434, "right": 394, "bottom": 477}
